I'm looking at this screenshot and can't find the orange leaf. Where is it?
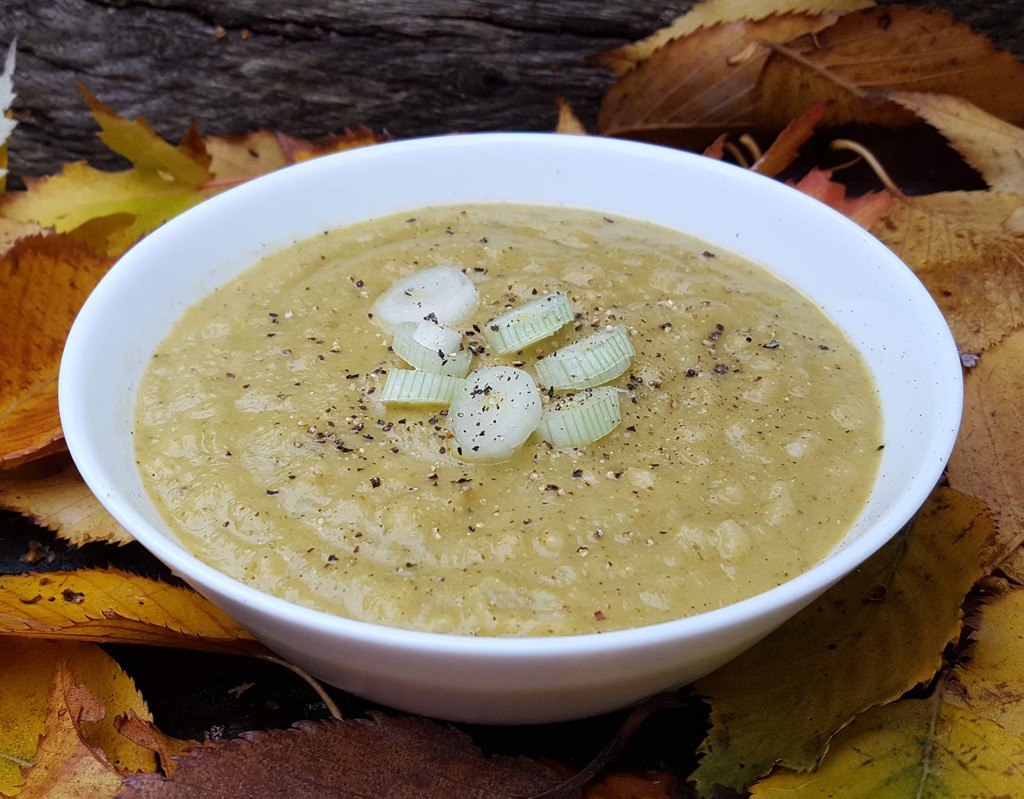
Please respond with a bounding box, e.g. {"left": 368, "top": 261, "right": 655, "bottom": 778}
{"left": 0, "top": 234, "right": 113, "bottom": 468}
{"left": 750, "top": 102, "right": 830, "bottom": 177}
{"left": 114, "top": 712, "right": 197, "bottom": 779}
{"left": 0, "top": 569, "right": 265, "bottom": 655}
{"left": 789, "top": 167, "right": 892, "bottom": 228}
{"left": 555, "top": 94, "right": 588, "bottom": 135}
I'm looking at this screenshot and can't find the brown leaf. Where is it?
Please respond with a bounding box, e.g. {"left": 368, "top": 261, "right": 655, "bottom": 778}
{"left": 114, "top": 712, "right": 197, "bottom": 779}
{"left": 279, "top": 127, "right": 387, "bottom": 163}
{"left": 887, "top": 92, "right": 1024, "bottom": 195}
{"left": 870, "top": 191, "right": 1024, "bottom": 353}
{"left": 13, "top": 660, "right": 125, "bottom": 799}
{"left": 789, "top": 167, "right": 892, "bottom": 227}
{"left": 0, "top": 461, "right": 135, "bottom": 546}
{"left": 0, "top": 234, "right": 113, "bottom": 468}
{"left": 117, "top": 713, "right": 572, "bottom": 799}
{"left": 948, "top": 327, "right": 1024, "bottom": 570}
{"left": 600, "top": 7, "right": 1024, "bottom": 149}
{"left": 0, "top": 569, "right": 265, "bottom": 654}
{"left": 757, "top": 7, "right": 1024, "bottom": 130}
{"left": 597, "top": 13, "right": 843, "bottom": 150}
{"left": 555, "top": 95, "right": 588, "bottom": 135}
{"left": 583, "top": 771, "right": 678, "bottom": 799}
{"left": 596, "top": 0, "right": 872, "bottom": 75}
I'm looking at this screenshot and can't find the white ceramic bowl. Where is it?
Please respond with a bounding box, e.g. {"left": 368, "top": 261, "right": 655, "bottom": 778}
{"left": 59, "top": 133, "right": 961, "bottom": 724}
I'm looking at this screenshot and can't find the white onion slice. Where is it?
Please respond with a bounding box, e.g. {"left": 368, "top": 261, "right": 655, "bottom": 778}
{"left": 380, "top": 369, "right": 465, "bottom": 406}
{"left": 535, "top": 325, "right": 634, "bottom": 389}
{"left": 392, "top": 321, "right": 473, "bottom": 377}
{"left": 373, "top": 266, "right": 479, "bottom": 328}
{"left": 536, "top": 386, "right": 622, "bottom": 447}
{"left": 448, "top": 366, "right": 542, "bottom": 462}
{"left": 482, "top": 291, "right": 573, "bottom": 354}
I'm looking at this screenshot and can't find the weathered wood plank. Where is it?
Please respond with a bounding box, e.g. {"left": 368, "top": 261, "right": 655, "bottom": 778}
{"left": 1, "top": 0, "right": 1022, "bottom": 177}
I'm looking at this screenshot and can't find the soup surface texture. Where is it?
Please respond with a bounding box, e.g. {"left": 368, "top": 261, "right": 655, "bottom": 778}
{"left": 135, "top": 204, "right": 882, "bottom": 636}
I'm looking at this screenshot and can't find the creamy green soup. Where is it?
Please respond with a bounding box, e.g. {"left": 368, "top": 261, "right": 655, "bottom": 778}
{"left": 135, "top": 204, "right": 882, "bottom": 636}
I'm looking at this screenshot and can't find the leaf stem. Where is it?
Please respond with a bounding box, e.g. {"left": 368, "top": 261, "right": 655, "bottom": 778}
{"left": 253, "top": 654, "right": 343, "bottom": 720}
{"left": 830, "top": 138, "right": 905, "bottom": 197}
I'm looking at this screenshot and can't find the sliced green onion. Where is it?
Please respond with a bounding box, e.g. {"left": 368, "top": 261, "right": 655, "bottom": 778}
{"left": 536, "top": 386, "right": 622, "bottom": 448}
{"left": 482, "top": 290, "right": 573, "bottom": 354}
{"left": 535, "top": 325, "right": 634, "bottom": 389}
{"left": 392, "top": 321, "right": 473, "bottom": 377}
{"left": 448, "top": 366, "right": 542, "bottom": 462}
{"left": 380, "top": 369, "right": 465, "bottom": 406}
{"left": 373, "top": 265, "right": 479, "bottom": 328}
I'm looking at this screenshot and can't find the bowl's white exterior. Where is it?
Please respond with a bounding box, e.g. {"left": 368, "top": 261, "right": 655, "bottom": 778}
{"left": 59, "top": 133, "right": 961, "bottom": 724}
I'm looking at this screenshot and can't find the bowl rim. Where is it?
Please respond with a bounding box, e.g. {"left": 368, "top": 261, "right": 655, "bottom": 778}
{"left": 59, "top": 131, "right": 963, "bottom": 657}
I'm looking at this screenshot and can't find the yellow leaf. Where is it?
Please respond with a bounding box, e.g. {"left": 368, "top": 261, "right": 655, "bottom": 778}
{"left": 948, "top": 328, "right": 1024, "bottom": 569}
{"left": 0, "top": 83, "right": 213, "bottom": 257}
{"left": 0, "top": 234, "right": 113, "bottom": 469}
{"left": 946, "top": 588, "right": 1024, "bottom": 737}
{"left": 749, "top": 697, "right": 1024, "bottom": 798}
{"left": 0, "top": 461, "right": 134, "bottom": 546}
{"left": 596, "top": 0, "right": 873, "bottom": 75}
{"left": 10, "top": 659, "right": 125, "bottom": 799}
{"left": 888, "top": 92, "right": 1024, "bottom": 195}
{"left": 0, "top": 640, "right": 155, "bottom": 796}
{"left": 871, "top": 191, "right": 1024, "bottom": 354}
{"left": 554, "top": 95, "right": 587, "bottom": 135}
{"left": 691, "top": 487, "right": 992, "bottom": 795}
{"left": 0, "top": 569, "right": 264, "bottom": 654}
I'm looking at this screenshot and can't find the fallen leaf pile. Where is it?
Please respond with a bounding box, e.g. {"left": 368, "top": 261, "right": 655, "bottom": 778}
{"left": 2, "top": 1, "right": 1024, "bottom": 796}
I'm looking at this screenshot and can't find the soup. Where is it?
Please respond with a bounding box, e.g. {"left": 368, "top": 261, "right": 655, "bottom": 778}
{"left": 134, "top": 204, "right": 882, "bottom": 636}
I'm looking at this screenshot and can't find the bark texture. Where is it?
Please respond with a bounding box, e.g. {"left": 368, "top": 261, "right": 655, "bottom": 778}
{"left": 1, "top": 0, "right": 1022, "bottom": 177}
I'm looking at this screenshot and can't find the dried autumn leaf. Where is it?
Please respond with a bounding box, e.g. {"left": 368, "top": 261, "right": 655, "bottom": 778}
{"left": 947, "top": 327, "right": 1024, "bottom": 570}
{"left": 596, "top": 0, "right": 873, "bottom": 75}
{"left": 118, "top": 713, "right": 571, "bottom": 799}
{"left": 748, "top": 102, "right": 829, "bottom": 177}
{"left": 600, "top": 7, "right": 1024, "bottom": 149}
{"left": 0, "top": 569, "right": 264, "bottom": 655}
{"left": 584, "top": 771, "right": 678, "bottom": 799}
{"left": 0, "top": 461, "right": 134, "bottom": 546}
{"left": 888, "top": 92, "right": 1024, "bottom": 195}
{"left": 946, "top": 588, "right": 1024, "bottom": 736}
{"left": 749, "top": 687, "right": 1024, "bottom": 797}
{"left": 0, "top": 640, "right": 52, "bottom": 794}
{"left": 0, "top": 234, "right": 113, "bottom": 469}
{"left": 598, "top": 13, "right": 843, "bottom": 150}
{"left": 871, "top": 190, "right": 1024, "bottom": 353}
{"left": 113, "top": 713, "right": 196, "bottom": 779}
{"left": 789, "top": 167, "right": 892, "bottom": 227}
{"left": 555, "top": 95, "right": 587, "bottom": 135}
{"left": 12, "top": 660, "right": 125, "bottom": 799}
{"left": 0, "top": 82, "right": 213, "bottom": 257}
{"left": 757, "top": 7, "right": 1024, "bottom": 130}
{"left": 691, "top": 487, "right": 992, "bottom": 796}
{"left": 278, "top": 127, "right": 386, "bottom": 164}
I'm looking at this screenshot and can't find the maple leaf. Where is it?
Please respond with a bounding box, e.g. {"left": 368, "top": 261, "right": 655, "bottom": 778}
{"left": 0, "top": 460, "right": 135, "bottom": 546}
{"left": 118, "top": 713, "right": 572, "bottom": 799}
{"left": 0, "top": 82, "right": 213, "bottom": 257}
{"left": 691, "top": 487, "right": 992, "bottom": 795}
{"left": 0, "top": 569, "right": 265, "bottom": 654}
{"left": 0, "top": 234, "right": 114, "bottom": 469}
